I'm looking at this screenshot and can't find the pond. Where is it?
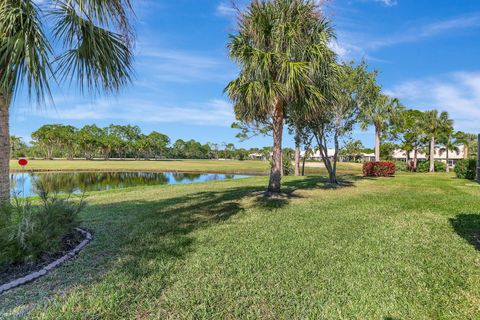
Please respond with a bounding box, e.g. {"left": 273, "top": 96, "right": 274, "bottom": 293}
{"left": 10, "top": 172, "right": 251, "bottom": 197}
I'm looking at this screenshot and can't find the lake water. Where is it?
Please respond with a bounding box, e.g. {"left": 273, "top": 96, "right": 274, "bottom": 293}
{"left": 10, "top": 172, "right": 250, "bottom": 197}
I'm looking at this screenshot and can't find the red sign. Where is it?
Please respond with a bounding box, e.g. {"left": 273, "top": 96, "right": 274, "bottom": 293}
{"left": 18, "top": 159, "right": 28, "bottom": 167}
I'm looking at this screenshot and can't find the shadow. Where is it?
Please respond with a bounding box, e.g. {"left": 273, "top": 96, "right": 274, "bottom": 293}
{"left": 449, "top": 214, "right": 480, "bottom": 251}
{"left": 282, "top": 175, "right": 357, "bottom": 193}
{"left": 0, "top": 176, "right": 355, "bottom": 316}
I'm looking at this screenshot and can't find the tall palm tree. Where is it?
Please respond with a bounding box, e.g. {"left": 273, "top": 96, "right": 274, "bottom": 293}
{"left": 424, "top": 110, "right": 453, "bottom": 173}
{"left": 226, "top": 0, "right": 336, "bottom": 194}
{"left": 360, "top": 94, "right": 403, "bottom": 162}
{"left": 0, "top": 0, "right": 134, "bottom": 203}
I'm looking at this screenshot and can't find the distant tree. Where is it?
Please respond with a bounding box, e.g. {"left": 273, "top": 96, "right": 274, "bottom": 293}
{"left": 340, "top": 139, "right": 364, "bottom": 162}
{"left": 10, "top": 135, "right": 27, "bottom": 159}
{"left": 454, "top": 131, "right": 477, "bottom": 159}
{"left": 77, "top": 125, "right": 104, "bottom": 160}
{"left": 423, "top": 110, "right": 453, "bottom": 172}
{"left": 360, "top": 93, "right": 403, "bottom": 162}
{"left": 31, "top": 125, "right": 61, "bottom": 159}
{"left": 388, "top": 109, "right": 425, "bottom": 170}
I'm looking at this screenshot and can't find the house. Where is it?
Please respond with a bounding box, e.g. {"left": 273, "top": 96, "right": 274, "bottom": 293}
{"left": 392, "top": 145, "right": 466, "bottom": 168}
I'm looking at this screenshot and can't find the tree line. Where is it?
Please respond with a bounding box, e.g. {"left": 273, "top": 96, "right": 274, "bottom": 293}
{"left": 10, "top": 124, "right": 283, "bottom": 161}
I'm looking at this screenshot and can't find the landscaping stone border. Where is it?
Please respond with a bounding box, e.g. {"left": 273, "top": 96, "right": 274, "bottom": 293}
{"left": 0, "top": 228, "right": 92, "bottom": 295}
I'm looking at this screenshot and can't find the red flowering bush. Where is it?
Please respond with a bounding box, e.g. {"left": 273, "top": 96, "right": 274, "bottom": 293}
{"left": 363, "top": 161, "right": 396, "bottom": 177}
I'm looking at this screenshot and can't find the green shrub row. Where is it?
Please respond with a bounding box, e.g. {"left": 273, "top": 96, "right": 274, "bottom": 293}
{"left": 417, "top": 161, "right": 446, "bottom": 173}
{"left": 454, "top": 159, "right": 477, "bottom": 180}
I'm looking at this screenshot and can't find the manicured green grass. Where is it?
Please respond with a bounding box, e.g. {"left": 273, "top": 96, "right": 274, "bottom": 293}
{"left": 1, "top": 172, "right": 479, "bottom": 319}
{"left": 9, "top": 159, "right": 363, "bottom": 175}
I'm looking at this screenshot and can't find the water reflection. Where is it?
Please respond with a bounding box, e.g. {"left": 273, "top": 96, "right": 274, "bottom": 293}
{"left": 10, "top": 172, "right": 249, "bottom": 197}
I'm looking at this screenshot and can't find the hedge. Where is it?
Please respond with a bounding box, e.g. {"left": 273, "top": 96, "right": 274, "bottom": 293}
{"left": 454, "top": 159, "right": 477, "bottom": 180}
{"left": 363, "top": 161, "right": 396, "bottom": 177}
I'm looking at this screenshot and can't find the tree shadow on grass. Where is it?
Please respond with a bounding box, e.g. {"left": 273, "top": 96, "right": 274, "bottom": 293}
{"left": 449, "top": 213, "right": 480, "bottom": 251}
{"left": 0, "top": 176, "right": 353, "bottom": 317}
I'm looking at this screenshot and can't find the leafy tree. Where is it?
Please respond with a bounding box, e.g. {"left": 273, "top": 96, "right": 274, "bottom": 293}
{"left": 340, "top": 139, "right": 364, "bottom": 162}
{"left": 423, "top": 110, "right": 453, "bottom": 172}
{"left": 388, "top": 109, "right": 425, "bottom": 170}
{"left": 0, "top": 0, "right": 135, "bottom": 202}
{"left": 226, "top": 0, "right": 336, "bottom": 193}
{"left": 307, "top": 62, "right": 369, "bottom": 183}
{"left": 9, "top": 135, "right": 27, "bottom": 159}
{"left": 77, "top": 125, "right": 104, "bottom": 160}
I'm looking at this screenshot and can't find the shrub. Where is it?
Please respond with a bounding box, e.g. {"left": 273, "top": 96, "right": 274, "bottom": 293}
{"left": 417, "top": 160, "right": 446, "bottom": 173}
{"left": 269, "top": 154, "right": 295, "bottom": 176}
{"left": 0, "top": 185, "right": 86, "bottom": 268}
{"left": 454, "top": 159, "right": 477, "bottom": 180}
{"left": 363, "top": 161, "right": 396, "bottom": 177}
{"left": 393, "top": 161, "right": 408, "bottom": 172}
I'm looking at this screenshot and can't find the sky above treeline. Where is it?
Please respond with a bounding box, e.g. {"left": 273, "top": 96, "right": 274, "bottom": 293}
{"left": 10, "top": 0, "right": 480, "bottom": 148}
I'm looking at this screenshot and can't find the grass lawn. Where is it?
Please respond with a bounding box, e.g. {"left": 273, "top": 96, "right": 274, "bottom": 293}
{"left": 1, "top": 170, "right": 479, "bottom": 319}
{"left": 9, "top": 159, "right": 363, "bottom": 176}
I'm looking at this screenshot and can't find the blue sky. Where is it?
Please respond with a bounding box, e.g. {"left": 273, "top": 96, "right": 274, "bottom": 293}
{"left": 10, "top": 0, "right": 480, "bottom": 148}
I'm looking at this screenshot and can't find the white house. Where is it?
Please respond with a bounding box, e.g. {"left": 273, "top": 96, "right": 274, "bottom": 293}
{"left": 392, "top": 145, "right": 466, "bottom": 168}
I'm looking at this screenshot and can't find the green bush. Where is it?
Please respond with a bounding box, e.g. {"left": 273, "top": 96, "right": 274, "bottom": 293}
{"left": 269, "top": 154, "right": 295, "bottom": 176}
{"left": 393, "top": 161, "right": 408, "bottom": 172}
{"left": 417, "top": 160, "right": 446, "bottom": 173}
{"left": 454, "top": 159, "right": 477, "bottom": 180}
{"left": 0, "top": 185, "right": 86, "bottom": 268}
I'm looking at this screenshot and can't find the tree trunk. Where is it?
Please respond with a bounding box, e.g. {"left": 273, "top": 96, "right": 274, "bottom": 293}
{"left": 446, "top": 149, "right": 449, "bottom": 172}
{"left": 413, "top": 147, "right": 418, "bottom": 172}
{"left": 267, "top": 99, "right": 283, "bottom": 194}
{"left": 294, "top": 129, "right": 300, "bottom": 176}
{"left": 0, "top": 93, "right": 10, "bottom": 203}
{"left": 464, "top": 144, "right": 469, "bottom": 159}
{"left": 429, "top": 137, "right": 435, "bottom": 173}
{"left": 477, "top": 134, "right": 480, "bottom": 182}
{"left": 375, "top": 126, "right": 381, "bottom": 162}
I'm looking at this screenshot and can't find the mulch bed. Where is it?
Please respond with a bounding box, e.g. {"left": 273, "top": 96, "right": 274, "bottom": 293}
{"left": 0, "top": 229, "right": 85, "bottom": 286}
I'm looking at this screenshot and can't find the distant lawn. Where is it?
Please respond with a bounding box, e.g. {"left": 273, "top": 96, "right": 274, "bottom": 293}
{"left": 1, "top": 172, "right": 480, "bottom": 319}
{"left": 9, "top": 159, "right": 363, "bottom": 175}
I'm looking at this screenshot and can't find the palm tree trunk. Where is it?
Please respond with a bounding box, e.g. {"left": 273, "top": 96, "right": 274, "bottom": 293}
{"left": 446, "top": 149, "right": 449, "bottom": 172}
{"left": 464, "top": 144, "right": 469, "bottom": 159}
{"left": 0, "top": 93, "right": 10, "bottom": 203}
{"left": 413, "top": 147, "right": 418, "bottom": 172}
{"left": 375, "top": 126, "right": 381, "bottom": 162}
{"left": 477, "top": 135, "right": 480, "bottom": 182}
{"left": 294, "top": 129, "right": 300, "bottom": 176}
{"left": 429, "top": 137, "right": 435, "bottom": 172}
{"left": 268, "top": 99, "right": 283, "bottom": 194}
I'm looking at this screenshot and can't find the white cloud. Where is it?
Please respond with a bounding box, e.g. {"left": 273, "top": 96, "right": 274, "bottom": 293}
{"left": 334, "top": 12, "right": 480, "bottom": 60}
{"left": 136, "top": 47, "right": 233, "bottom": 83}
{"left": 18, "top": 98, "right": 236, "bottom": 127}
{"left": 374, "top": 0, "right": 397, "bottom": 6}
{"left": 385, "top": 71, "right": 480, "bottom": 133}
{"left": 216, "top": 2, "right": 237, "bottom": 17}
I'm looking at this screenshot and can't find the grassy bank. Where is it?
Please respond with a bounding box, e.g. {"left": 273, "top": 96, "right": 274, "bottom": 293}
{"left": 9, "top": 159, "right": 363, "bottom": 175}
{"left": 1, "top": 172, "right": 479, "bottom": 319}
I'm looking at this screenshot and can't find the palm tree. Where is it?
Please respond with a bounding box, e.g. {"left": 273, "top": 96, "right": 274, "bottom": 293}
{"left": 423, "top": 110, "right": 453, "bottom": 173}
{"left": 360, "top": 94, "right": 403, "bottom": 162}
{"left": 454, "top": 131, "right": 477, "bottom": 159}
{"left": 0, "top": 0, "right": 134, "bottom": 202}
{"left": 226, "top": 0, "right": 336, "bottom": 194}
